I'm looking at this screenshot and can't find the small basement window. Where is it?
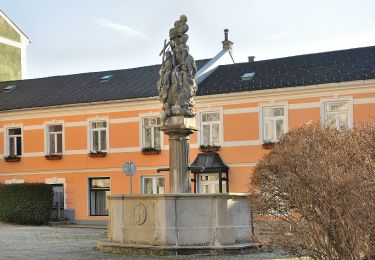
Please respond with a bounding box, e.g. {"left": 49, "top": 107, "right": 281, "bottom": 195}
{"left": 241, "top": 72, "right": 256, "bottom": 81}
{"left": 4, "top": 85, "right": 16, "bottom": 92}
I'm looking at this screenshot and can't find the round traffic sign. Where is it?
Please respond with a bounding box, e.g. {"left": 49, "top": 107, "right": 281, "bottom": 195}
{"left": 123, "top": 161, "right": 136, "bottom": 176}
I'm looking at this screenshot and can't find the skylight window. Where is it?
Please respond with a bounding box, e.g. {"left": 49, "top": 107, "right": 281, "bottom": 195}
{"left": 241, "top": 72, "right": 256, "bottom": 81}
{"left": 100, "top": 75, "right": 113, "bottom": 82}
{"left": 4, "top": 85, "right": 16, "bottom": 92}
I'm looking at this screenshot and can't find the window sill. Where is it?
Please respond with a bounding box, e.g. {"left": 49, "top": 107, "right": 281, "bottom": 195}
{"left": 88, "top": 151, "right": 107, "bottom": 158}
{"left": 199, "top": 145, "right": 221, "bottom": 152}
{"left": 142, "top": 148, "right": 161, "bottom": 155}
{"left": 262, "top": 142, "right": 278, "bottom": 149}
{"left": 45, "top": 154, "right": 63, "bottom": 160}
{"left": 4, "top": 156, "right": 21, "bottom": 162}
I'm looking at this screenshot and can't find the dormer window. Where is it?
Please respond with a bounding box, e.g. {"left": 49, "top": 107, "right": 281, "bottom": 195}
{"left": 241, "top": 72, "right": 255, "bottom": 81}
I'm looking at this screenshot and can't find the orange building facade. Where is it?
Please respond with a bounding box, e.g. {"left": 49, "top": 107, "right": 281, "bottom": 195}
{"left": 1, "top": 46, "right": 375, "bottom": 224}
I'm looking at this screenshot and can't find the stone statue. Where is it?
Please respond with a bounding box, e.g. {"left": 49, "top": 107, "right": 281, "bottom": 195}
{"left": 158, "top": 15, "right": 197, "bottom": 122}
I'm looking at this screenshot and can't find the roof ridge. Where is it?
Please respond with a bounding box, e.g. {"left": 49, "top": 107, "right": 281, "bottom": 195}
{"left": 0, "top": 58, "right": 212, "bottom": 83}
{"left": 221, "top": 45, "right": 375, "bottom": 68}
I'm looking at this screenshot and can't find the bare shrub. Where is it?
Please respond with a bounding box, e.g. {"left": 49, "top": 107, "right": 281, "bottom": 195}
{"left": 250, "top": 123, "right": 375, "bottom": 259}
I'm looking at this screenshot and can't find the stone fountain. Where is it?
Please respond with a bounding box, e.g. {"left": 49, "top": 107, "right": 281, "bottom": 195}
{"left": 97, "top": 15, "right": 254, "bottom": 256}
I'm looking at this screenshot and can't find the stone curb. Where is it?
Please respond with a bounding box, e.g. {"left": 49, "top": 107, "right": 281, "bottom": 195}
{"left": 97, "top": 240, "right": 263, "bottom": 256}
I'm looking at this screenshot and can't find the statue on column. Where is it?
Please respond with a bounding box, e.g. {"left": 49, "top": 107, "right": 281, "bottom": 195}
{"left": 157, "top": 15, "right": 197, "bottom": 122}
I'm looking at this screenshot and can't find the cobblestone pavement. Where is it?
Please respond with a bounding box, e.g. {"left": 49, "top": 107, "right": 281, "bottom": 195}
{"left": 0, "top": 224, "right": 291, "bottom": 260}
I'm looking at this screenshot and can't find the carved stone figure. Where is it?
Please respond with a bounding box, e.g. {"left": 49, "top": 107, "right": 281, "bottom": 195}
{"left": 158, "top": 15, "right": 197, "bottom": 121}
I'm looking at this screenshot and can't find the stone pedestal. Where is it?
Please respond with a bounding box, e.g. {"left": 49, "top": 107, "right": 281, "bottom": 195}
{"left": 161, "top": 116, "right": 197, "bottom": 194}
{"left": 97, "top": 194, "right": 255, "bottom": 255}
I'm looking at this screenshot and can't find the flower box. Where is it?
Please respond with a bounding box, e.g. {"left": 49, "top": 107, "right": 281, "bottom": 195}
{"left": 4, "top": 155, "right": 21, "bottom": 162}
{"left": 199, "top": 145, "right": 221, "bottom": 152}
{"left": 142, "top": 148, "right": 161, "bottom": 155}
{"left": 45, "top": 154, "right": 63, "bottom": 160}
{"left": 88, "top": 151, "right": 107, "bottom": 157}
{"left": 262, "top": 142, "right": 277, "bottom": 149}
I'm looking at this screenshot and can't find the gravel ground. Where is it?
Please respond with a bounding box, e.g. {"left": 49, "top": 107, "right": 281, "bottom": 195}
{"left": 0, "top": 224, "right": 293, "bottom": 260}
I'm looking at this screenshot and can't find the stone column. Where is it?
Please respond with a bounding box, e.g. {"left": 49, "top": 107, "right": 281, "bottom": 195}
{"left": 161, "top": 116, "right": 197, "bottom": 193}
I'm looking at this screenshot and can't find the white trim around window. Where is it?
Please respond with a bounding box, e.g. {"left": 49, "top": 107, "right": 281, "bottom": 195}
{"left": 320, "top": 96, "right": 353, "bottom": 129}
{"left": 5, "top": 179, "right": 24, "bottom": 184}
{"left": 198, "top": 108, "right": 224, "bottom": 146}
{"left": 87, "top": 176, "right": 111, "bottom": 216}
{"left": 259, "top": 102, "right": 288, "bottom": 143}
{"left": 44, "top": 120, "right": 65, "bottom": 155}
{"left": 45, "top": 177, "right": 67, "bottom": 209}
{"left": 3, "top": 124, "right": 24, "bottom": 157}
{"left": 140, "top": 112, "right": 163, "bottom": 150}
{"left": 141, "top": 175, "right": 166, "bottom": 194}
{"left": 87, "top": 117, "right": 109, "bottom": 153}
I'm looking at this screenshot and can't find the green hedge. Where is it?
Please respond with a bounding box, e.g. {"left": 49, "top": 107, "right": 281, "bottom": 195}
{"left": 0, "top": 183, "right": 53, "bottom": 225}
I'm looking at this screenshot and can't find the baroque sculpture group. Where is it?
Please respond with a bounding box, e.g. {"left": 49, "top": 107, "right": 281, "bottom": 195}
{"left": 157, "top": 15, "right": 198, "bottom": 122}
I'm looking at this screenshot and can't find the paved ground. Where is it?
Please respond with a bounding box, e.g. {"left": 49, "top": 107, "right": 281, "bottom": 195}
{"left": 0, "top": 224, "right": 293, "bottom": 260}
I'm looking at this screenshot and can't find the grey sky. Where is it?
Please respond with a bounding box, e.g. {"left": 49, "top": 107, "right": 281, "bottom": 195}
{"left": 2, "top": 0, "right": 375, "bottom": 79}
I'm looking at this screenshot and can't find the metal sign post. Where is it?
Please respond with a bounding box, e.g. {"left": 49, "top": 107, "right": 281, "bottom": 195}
{"left": 123, "top": 160, "right": 136, "bottom": 194}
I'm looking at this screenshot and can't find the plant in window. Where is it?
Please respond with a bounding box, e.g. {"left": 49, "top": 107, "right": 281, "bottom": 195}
{"left": 88, "top": 150, "right": 107, "bottom": 157}
{"left": 3, "top": 155, "right": 21, "bottom": 162}
{"left": 199, "top": 144, "right": 221, "bottom": 152}
{"left": 45, "top": 154, "right": 63, "bottom": 160}
{"left": 261, "top": 140, "right": 278, "bottom": 149}
{"left": 141, "top": 147, "right": 161, "bottom": 155}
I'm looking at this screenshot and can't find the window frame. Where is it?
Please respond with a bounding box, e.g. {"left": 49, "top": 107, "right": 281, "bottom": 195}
{"left": 45, "top": 177, "right": 66, "bottom": 209}
{"left": 259, "top": 104, "right": 288, "bottom": 143}
{"left": 320, "top": 97, "right": 353, "bottom": 129}
{"left": 88, "top": 118, "right": 109, "bottom": 153}
{"left": 51, "top": 184, "right": 65, "bottom": 210}
{"left": 141, "top": 116, "right": 162, "bottom": 150}
{"left": 199, "top": 109, "right": 224, "bottom": 146}
{"left": 4, "top": 125, "right": 23, "bottom": 157}
{"left": 88, "top": 177, "right": 111, "bottom": 216}
{"left": 197, "top": 173, "right": 227, "bottom": 194}
{"left": 141, "top": 175, "right": 166, "bottom": 195}
{"left": 44, "top": 121, "right": 65, "bottom": 155}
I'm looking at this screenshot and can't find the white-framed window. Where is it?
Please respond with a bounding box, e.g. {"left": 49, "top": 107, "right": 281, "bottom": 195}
{"left": 46, "top": 124, "right": 63, "bottom": 155}
{"left": 6, "top": 127, "right": 22, "bottom": 156}
{"left": 142, "top": 117, "right": 161, "bottom": 149}
{"left": 89, "top": 177, "right": 110, "bottom": 216}
{"left": 46, "top": 177, "right": 66, "bottom": 210}
{"left": 322, "top": 100, "right": 352, "bottom": 130}
{"left": 141, "top": 175, "right": 165, "bottom": 195}
{"left": 89, "top": 120, "right": 108, "bottom": 152}
{"left": 261, "top": 106, "right": 287, "bottom": 142}
{"left": 198, "top": 173, "right": 227, "bottom": 194}
{"left": 51, "top": 184, "right": 64, "bottom": 210}
{"left": 200, "top": 111, "right": 222, "bottom": 146}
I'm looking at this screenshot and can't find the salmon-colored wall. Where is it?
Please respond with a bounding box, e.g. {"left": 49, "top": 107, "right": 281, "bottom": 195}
{"left": 65, "top": 127, "right": 87, "bottom": 150}
{"left": 1, "top": 90, "right": 375, "bottom": 221}
{"left": 224, "top": 113, "right": 259, "bottom": 141}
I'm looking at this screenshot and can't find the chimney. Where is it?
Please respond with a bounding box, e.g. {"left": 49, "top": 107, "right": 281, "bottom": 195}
{"left": 248, "top": 56, "right": 255, "bottom": 62}
{"left": 222, "top": 29, "right": 233, "bottom": 52}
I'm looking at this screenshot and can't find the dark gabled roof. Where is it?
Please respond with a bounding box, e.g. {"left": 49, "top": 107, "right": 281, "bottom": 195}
{"left": 0, "top": 59, "right": 210, "bottom": 111}
{"left": 190, "top": 152, "right": 229, "bottom": 173}
{"left": 1, "top": 45, "right": 375, "bottom": 112}
{"left": 198, "top": 45, "right": 375, "bottom": 96}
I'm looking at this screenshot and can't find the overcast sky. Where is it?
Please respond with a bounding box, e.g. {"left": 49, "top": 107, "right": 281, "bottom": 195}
{"left": 2, "top": 0, "right": 375, "bottom": 79}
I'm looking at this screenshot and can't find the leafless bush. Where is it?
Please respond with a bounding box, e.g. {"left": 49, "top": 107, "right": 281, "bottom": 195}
{"left": 250, "top": 123, "right": 375, "bottom": 259}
